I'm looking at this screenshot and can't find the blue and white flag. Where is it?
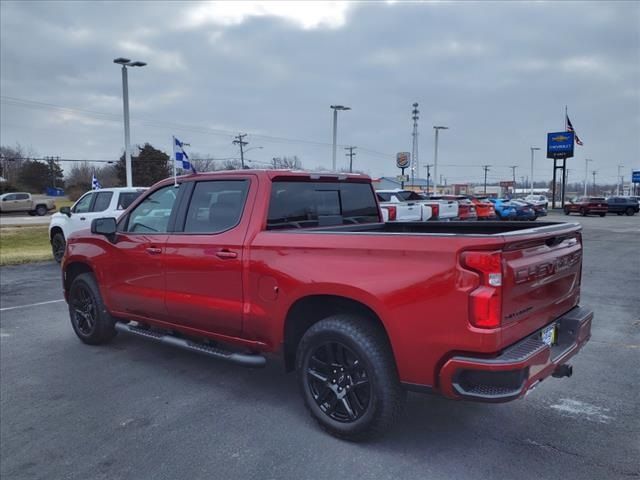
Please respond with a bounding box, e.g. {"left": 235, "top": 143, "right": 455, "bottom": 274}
{"left": 173, "top": 136, "right": 193, "bottom": 172}
{"left": 92, "top": 174, "right": 101, "bottom": 190}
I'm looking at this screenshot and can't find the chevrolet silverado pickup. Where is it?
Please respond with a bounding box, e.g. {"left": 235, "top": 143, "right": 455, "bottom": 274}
{"left": 62, "top": 170, "right": 592, "bottom": 440}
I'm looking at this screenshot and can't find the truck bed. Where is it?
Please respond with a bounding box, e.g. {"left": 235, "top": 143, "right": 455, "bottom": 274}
{"left": 288, "top": 220, "right": 577, "bottom": 236}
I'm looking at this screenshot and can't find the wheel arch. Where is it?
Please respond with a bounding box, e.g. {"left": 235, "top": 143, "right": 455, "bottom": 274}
{"left": 50, "top": 225, "right": 64, "bottom": 242}
{"left": 282, "top": 294, "right": 392, "bottom": 373}
{"left": 64, "top": 261, "right": 94, "bottom": 294}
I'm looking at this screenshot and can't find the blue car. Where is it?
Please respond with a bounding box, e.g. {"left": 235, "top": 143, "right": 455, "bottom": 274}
{"left": 507, "top": 200, "right": 537, "bottom": 221}
{"left": 489, "top": 198, "right": 517, "bottom": 220}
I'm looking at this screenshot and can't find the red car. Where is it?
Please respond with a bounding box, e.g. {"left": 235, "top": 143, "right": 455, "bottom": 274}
{"left": 564, "top": 197, "right": 608, "bottom": 217}
{"left": 469, "top": 196, "right": 498, "bottom": 220}
{"left": 62, "top": 170, "right": 592, "bottom": 440}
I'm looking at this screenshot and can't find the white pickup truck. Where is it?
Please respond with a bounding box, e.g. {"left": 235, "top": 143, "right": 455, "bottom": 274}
{"left": 48, "top": 187, "right": 145, "bottom": 262}
{"left": 377, "top": 189, "right": 458, "bottom": 221}
{"left": 376, "top": 191, "right": 432, "bottom": 222}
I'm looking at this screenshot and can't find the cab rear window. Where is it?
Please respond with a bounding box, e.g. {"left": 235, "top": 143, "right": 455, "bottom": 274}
{"left": 267, "top": 181, "right": 379, "bottom": 230}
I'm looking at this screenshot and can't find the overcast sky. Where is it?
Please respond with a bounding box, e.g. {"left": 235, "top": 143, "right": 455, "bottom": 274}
{"left": 1, "top": 1, "right": 639, "bottom": 185}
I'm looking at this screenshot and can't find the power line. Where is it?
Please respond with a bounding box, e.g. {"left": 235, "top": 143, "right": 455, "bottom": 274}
{"left": 0, "top": 95, "right": 394, "bottom": 156}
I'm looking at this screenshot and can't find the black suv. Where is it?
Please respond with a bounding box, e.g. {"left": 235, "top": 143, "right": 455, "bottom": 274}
{"left": 606, "top": 197, "right": 639, "bottom": 216}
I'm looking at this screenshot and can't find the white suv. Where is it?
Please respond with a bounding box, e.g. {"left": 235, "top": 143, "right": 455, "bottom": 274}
{"left": 49, "top": 187, "right": 146, "bottom": 262}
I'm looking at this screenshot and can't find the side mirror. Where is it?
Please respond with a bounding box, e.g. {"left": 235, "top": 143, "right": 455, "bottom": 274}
{"left": 60, "top": 206, "right": 71, "bottom": 217}
{"left": 91, "top": 217, "right": 117, "bottom": 242}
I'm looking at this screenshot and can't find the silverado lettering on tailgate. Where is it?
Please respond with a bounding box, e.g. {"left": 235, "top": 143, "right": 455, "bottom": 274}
{"left": 514, "top": 251, "right": 581, "bottom": 284}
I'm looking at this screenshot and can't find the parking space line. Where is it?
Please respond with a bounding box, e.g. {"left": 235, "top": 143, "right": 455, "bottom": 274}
{"left": 0, "top": 299, "right": 65, "bottom": 312}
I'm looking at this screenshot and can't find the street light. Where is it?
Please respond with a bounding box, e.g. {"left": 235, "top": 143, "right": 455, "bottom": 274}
{"left": 330, "top": 105, "right": 351, "bottom": 171}
{"left": 114, "top": 57, "right": 147, "bottom": 187}
{"left": 584, "top": 158, "right": 593, "bottom": 196}
{"left": 617, "top": 164, "right": 625, "bottom": 196}
{"left": 530, "top": 147, "right": 540, "bottom": 195}
{"left": 433, "top": 126, "right": 448, "bottom": 194}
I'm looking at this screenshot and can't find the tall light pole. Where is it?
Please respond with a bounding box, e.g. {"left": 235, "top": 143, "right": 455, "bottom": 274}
{"left": 530, "top": 147, "right": 540, "bottom": 195}
{"left": 584, "top": 158, "right": 593, "bottom": 196}
{"left": 330, "top": 105, "right": 350, "bottom": 171}
{"left": 433, "top": 126, "right": 448, "bottom": 194}
{"left": 114, "top": 57, "right": 146, "bottom": 187}
{"left": 411, "top": 103, "right": 419, "bottom": 187}
{"left": 617, "top": 164, "right": 625, "bottom": 195}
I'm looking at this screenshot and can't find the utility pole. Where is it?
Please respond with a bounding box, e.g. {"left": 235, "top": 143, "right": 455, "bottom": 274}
{"left": 233, "top": 134, "right": 248, "bottom": 169}
{"left": 509, "top": 165, "right": 517, "bottom": 194}
{"left": 424, "top": 164, "right": 432, "bottom": 195}
{"left": 592, "top": 170, "right": 597, "bottom": 196}
{"left": 584, "top": 158, "right": 593, "bottom": 196}
{"left": 411, "top": 103, "right": 419, "bottom": 187}
{"left": 344, "top": 146, "right": 357, "bottom": 173}
{"left": 617, "top": 164, "right": 624, "bottom": 195}
{"left": 482, "top": 165, "right": 491, "bottom": 194}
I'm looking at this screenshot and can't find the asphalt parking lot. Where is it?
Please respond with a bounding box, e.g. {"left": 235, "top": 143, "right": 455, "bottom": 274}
{"left": 1, "top": 211, "right": 639, "bottom": 480}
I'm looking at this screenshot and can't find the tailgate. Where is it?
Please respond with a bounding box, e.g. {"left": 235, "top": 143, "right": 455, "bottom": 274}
{"left": 500, "top": 224, "right": 582, "bottom": 346}
{"left": 397, "top": 203, "right": 422, "bottom": 221}
{"left": 438, "top": 200, "right": 459, "bottom": 219}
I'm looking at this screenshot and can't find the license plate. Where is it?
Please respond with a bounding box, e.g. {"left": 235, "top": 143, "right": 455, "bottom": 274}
{"left": 541, "top": 324, "right": 557, "bottom": 347}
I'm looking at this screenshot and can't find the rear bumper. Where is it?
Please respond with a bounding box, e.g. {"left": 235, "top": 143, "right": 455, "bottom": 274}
{"left": 438, "top": 306, "right": 593, "bottom": 402}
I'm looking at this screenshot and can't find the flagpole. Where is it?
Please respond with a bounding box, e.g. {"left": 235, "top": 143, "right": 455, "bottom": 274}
{"left": 172, "top": 136, "right": 177, "bottom": 187}
{"left": 564, "top": 105, "right": 568, "bottom": 130}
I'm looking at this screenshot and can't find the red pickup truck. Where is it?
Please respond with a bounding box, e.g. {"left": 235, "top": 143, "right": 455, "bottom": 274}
{"left": 62, "top": 170, "right": 592, "bottom": 440}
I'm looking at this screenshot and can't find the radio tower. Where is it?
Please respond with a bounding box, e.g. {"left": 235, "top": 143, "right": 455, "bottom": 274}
{"left": 411, "top": 103, "right": 419, "bottom": 187}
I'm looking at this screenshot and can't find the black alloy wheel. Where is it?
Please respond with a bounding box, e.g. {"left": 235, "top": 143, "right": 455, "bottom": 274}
{"left": 626, "top": 207, "right": 635, "bottom": 216}
{"left": 71, "top": 283, "right": 97, "bottom": 337}
{"left": 305, "top": 341, "right": 371, "bottom": 423}
{"left": 51, "top": 232, "right": 65, "bottom": 263}
{"left": 68, "top": 273, "right": 116, "bottom": 345}
{"left": 296, "top": 315, "right": 405, "bottom": 440}
{"left": 36, "top": 205, "right": 47, "bottom": 216}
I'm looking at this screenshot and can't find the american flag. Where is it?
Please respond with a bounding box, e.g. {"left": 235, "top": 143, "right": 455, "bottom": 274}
{"left": 566, "top": 115, "right": 584, "bottom": 146}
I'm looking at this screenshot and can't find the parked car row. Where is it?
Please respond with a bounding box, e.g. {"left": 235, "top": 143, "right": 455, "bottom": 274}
{"left": 564, "top": 196, "right": 638, "bottom": 216}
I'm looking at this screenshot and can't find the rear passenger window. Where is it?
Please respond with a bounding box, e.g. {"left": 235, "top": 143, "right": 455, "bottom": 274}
{"left": 183, "top": 180, "right": 249, "bottom": 234}
{"left": 117, "top": 191, "right": 143, "bottom": 210}
{"left": 92, "top": 192, "right": 113, "bottom": 212}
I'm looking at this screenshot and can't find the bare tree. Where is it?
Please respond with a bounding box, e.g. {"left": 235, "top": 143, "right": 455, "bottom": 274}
{"left": 189, "top": 153, "right": 219, "bottom": 173}
{"left": 271, "top": 156, "right": 303, "bottom": 169}
{"left": 0, "top": 144, "right": 28, "bottom": 185}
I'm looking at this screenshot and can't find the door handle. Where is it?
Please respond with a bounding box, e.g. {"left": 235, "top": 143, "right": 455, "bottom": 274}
{"left": 215, "top": 249, "right": 238, "bottom": 259}
{"left": 80, "top": 217, "right": 86, "bottom": 221}
{"left": 146, "top": 247, "right": 162, "bottom": 255}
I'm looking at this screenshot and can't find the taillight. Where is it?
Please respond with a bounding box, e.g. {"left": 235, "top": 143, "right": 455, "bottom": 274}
{"left": 431, "top": 204, "right": 439, "bottom": 219}
{"left": 461, "top": 251, "right": 503, "bottom": 329}
{"left": 387, "top": 206, "right": 397, "bottom": 221}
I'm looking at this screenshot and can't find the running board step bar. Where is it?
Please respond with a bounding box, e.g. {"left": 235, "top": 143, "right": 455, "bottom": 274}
{"left": 114, "top": 322, "right": 266, "bottom": 368}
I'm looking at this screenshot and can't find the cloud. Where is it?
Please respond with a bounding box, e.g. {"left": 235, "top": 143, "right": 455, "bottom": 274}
{"left": 183, "top": 1, "right": 352, "bottom": 30}
{"left": 117, "top": 40, "right": 186, "bottom": 71}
